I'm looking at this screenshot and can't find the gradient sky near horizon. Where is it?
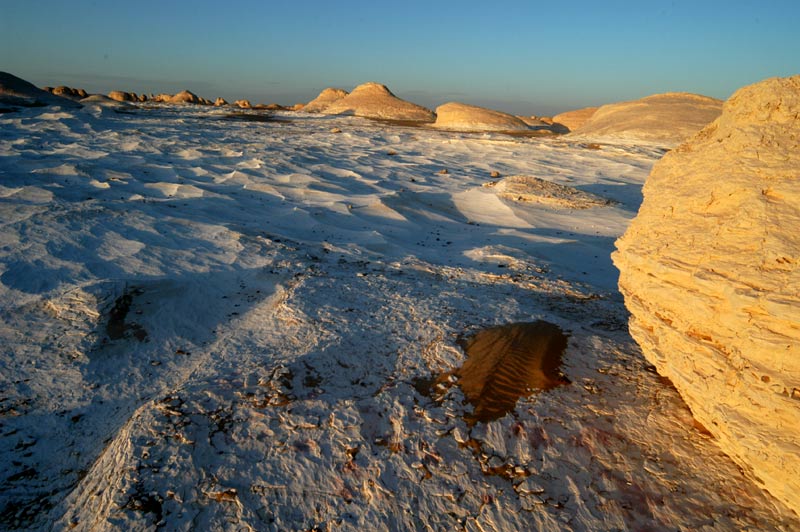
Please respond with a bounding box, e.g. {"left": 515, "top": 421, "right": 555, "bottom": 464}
{"left": 2, "top": 0, "right": 799, "bottom": 115}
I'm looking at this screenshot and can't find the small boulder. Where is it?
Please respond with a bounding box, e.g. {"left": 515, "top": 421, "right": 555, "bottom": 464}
{"left": 234, "top": 99, "right": 251, "bottom": 109}
{"left": 214, "top": 97, "right": 228, "bottom": 106}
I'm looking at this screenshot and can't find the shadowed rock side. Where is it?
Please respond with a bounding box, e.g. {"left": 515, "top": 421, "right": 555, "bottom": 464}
{"left": 0, "top": 71, "right": 81, "bottom": 110}
{"left": 304, "top": 87, "right": 348, "bottom": 113}
{"left": 432, "top": 102, "right": 531, "bottom": 132}
{"left": 570, "top": 93, "right": 722, "bottom": 147}
{"left": 322, "top": 82, "right": 435, "bottom": 122}
{"left": 484, "top": 175, "right": 614, "bottom": 209}
{"left": 613, "top": 75, "right": 800, "bottom": 513}
{"left": 457, "top": 321, "right": 569, "bottom": 424}
{"left": 552, "top": 106, "right": 598, "bottom": 132}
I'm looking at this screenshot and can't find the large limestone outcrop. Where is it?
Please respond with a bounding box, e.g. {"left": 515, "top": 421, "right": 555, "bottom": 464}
{"left": 322, "top": 82, "right": 435, "bottom": 122}
{"left": 432, "top": 102, "right": 530, "bottom": 132}
{"left": 613, "top": 75, "right": 800, "bottom": 513}
{"left": 304, "top": 87, "right": 348, "bottom": 113}
{"left": 570, "top": 93, "right": 722, "bottom": 147}
{"left": 552, "top": 106, "right": 598, "bottom": 132}
{"left": 0, "top": 72, "right": 81, "bottom": 109}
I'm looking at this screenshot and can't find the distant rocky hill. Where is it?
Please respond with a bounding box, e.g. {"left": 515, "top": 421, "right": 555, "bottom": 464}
{"left": 321, "top": 82, "right": 435, "bottom": 122}
{"left": 304, "top": 87, "right": 348, "bottom": 113}
{"left": 0, "top": 71, "right": 81, "bottom": 109}
{"left": 432, "top": 102, "right": 531, "bottom": 132}
{"left": 552, "top": 106, "right": 598, "bottom": 132}
{"left": 613, "top": 75, "right": 800, "bottom": 513}
{"left": 569, "top": 93, "right": 722, "bottom": 146}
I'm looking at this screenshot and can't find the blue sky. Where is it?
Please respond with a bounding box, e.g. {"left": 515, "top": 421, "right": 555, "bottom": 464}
{"left": 2, "top": 0, "right": 798, "bottom": 114}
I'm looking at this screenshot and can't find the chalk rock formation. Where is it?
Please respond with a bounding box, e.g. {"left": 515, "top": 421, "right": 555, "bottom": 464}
{"left": 323, "top": 82, "right": 435, "bottom": 122}
{"left": 51, "top": 86, "right": 87, "bottom": 100}
{"left": 80, "top": 94, "right": 133, "bottom": 108}
{"left": 304, "top": 87, "right": 348, "bottom": 113}
{"left": 0, "top": 72, "right": 81, "bottom": 109}
{"left": 214, "top": 97, "right": 228, "bottom": 106}
{"left": 570, "top": 93, "right": 722, "bottom": 146}
{"left": 234, "top": 99, "right": 251, "bottom": 109}
{"left": 552, "top": 106, "right": 598, "bottom": 132}
{"left": 169, "top": 90, "right": 201, "bottom": 104}
{"left": 485, "top": 175, "right": 613, "bottom": 209}
{"left": 553, "top": 107, "right": 599, "bottom": 131}
{"left": 613, "top": 75, "right": 800, "bottom": 513}
{"left": 108, "top": 90, "right": 138, "bottom": 102}
{"left": 433, "top": 102, "right": 530, "bottom": 131}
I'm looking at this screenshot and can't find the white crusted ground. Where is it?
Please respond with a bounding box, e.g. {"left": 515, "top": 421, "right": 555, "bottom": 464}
{"left": 0, "top": 103, "right": 796, "bottom": 531}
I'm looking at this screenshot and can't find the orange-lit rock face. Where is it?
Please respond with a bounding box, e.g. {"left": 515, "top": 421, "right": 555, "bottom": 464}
{"left": 613, "top": 75, "right": 800, "bottom": 513}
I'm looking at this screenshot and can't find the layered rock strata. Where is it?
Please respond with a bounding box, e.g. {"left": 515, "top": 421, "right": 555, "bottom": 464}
{"left": 613, "top": 75, "right": 800, "bottom": 513}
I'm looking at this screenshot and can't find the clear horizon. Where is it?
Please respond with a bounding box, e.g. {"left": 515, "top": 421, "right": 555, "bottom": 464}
{"left": 2, "top": 0, "right": 799, "bottom": 116}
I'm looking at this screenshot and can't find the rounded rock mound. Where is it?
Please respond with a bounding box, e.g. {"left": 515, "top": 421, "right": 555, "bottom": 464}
{"left": 570, "top": 93, "right": 722, "bottom": 147}
{"left": 80, "top": 94, "right": 133, "bottom": 108}
{"left": 108, "top": 90, "right": 137, "bottom": 103}
{"left": 484, "top": 175, "right": 613, "bottom": 209}
{"left": 304, "top": 87, "right": 348, "bottom": 113}
{"left": 613, "top": 75, "right": 800, "bottom": 514}
{"left": 552, "top": 106, "right": 598, "bottom": 132}
{"left": 432, "top": 102, "right": 531, "bottom": 132}
{"left": 0, "top": 72, "right": 81, "bottom": 109}
{"left": 322, "top": 82, "right": 435, "bottom": 122}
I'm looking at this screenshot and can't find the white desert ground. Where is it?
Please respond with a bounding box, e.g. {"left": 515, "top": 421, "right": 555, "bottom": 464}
{"left": 0, "top": 85, "right": 798, "bottom": 531}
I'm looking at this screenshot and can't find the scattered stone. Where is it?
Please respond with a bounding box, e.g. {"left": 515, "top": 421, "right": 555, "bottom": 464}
{"left": 485, "top": 175, "right": 614, "bottom": 209}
